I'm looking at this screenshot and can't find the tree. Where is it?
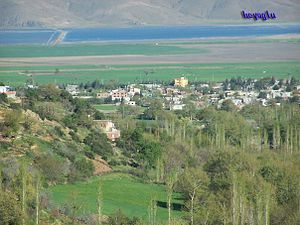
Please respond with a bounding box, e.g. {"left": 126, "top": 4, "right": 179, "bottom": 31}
{"left": 84, "top": 130, "right": 113, "bottom": 159}
{"left": 183, "top": 101, "right": 197, "bottom": 120}
{"left": 139, "top": 140, "right": 162, "bottom": 169}
{"left": 38, "top": 84, "right": 61, "bottom": 101}
{"left": 220, "top": 100, "right": 237, "bottom": 112}
{"left": 97, "top": 181, "right": 103, "bottom": 225}
{"left": 20, "top": 163, "right": 28, "bottom": 225}
{"left": 0, "top": 93, "right": 8, "bottom": 104}
{"left": 35, "top": 174, "right": 40, "bottom": 225}
{"left": 107, "top": 209, "right": 142, "bottom": 225}
{"left": 166, "top": 171, "right": 177, "bottom": 225}
{"left": 0, "top": 109, "right": 23, "bottom": 137}
{"left": 74, "top": 158, "right": 94, "bottom": 179}
{"left": 148, "top": 197, "right": 157, "bottom": 225}
{"left": 178, "top": 168, "right": 209, "bottom": 225}
{"left": 0, "top": 191, "right": 22, "bottom": 224}
{"left": 94, "top": 111, "right": 105, "bottom": 120}
{"left": 35, "top": 154, "right": 67, "bottom": 184}
{"left": 143, "top": 99, "right": 163, "bottom": 120}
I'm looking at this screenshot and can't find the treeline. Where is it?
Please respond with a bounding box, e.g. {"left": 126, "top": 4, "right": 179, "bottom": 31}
{"left": 112, "top": 99, "right": 300, "bottom": 224}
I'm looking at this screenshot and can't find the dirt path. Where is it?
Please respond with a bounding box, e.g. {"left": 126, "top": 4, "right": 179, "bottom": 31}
{"left": 53, "top": 31, "right": 67, "bottom": 46}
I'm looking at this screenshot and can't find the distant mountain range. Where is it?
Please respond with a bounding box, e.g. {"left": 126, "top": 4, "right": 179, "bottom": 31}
{"left": 1, "top": 0, "right": 300, "bottom": 28}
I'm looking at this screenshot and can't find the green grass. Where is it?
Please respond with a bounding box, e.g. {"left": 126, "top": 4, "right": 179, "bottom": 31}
{"left": 93, "top": 104, "right": 118, "bottom": 111}
{"left": 1, "top": 61, "right": 299, "bottom": 86}
{"left": 163, "top": 38, "right": 300, "bottom": 45}
{"left": 0, "top": 43, "right": 207, "bottom": 58}
{"left": 48, "top": 173, "right": 184, "bottom": 222}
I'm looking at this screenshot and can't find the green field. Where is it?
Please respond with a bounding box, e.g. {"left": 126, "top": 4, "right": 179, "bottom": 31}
{"left": 1, "top": 61, "right": 299, "bottom": 86}
{"left": 93, "top": 104, "right": 118, "bottom": 111}
{"left": 49, "top": 173, "right": 184, "bottom": 222}
{"left": 0, "top": 43, "right": 207, "bottom": 58}
{"left": 1, "top": 37, "right": 298, "bottom": 58}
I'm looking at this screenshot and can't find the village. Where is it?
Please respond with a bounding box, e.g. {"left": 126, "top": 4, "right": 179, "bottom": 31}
{"left": 63, "top": 76, "right": 300, "bottom": 109}
{"left": 1, "top": 76, "right": 299, "bottom": 142}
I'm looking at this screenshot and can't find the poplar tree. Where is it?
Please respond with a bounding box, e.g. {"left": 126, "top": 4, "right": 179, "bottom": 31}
{"left": 97, "top": 181, "right": 103, "bottom": 225}
{"left": 148, "top": 196, "right": 157, "bottom": 225}
{"left": 20, "top": 163, "right": 27, "bottom": 225}
{"left": 166, "top": 171, "right": 177, "bottom": 225}
{"left": 35, "top": 175, "right": 40, "bottom": 225}
{"left": 179, "top": 168, "right": 208, "bottom": 225}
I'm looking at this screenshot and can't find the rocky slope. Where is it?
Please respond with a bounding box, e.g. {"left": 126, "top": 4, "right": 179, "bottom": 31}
{"left": 0, "top": 0, "right": 299, "bottom": 28}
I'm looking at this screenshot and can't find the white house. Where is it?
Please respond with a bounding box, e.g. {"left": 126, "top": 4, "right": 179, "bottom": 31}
{"left": 127, "top": 86, "right": 141, "bottom": 97}
{"left": 66, "top": 84, "right": 79, "bottom": 96}
{"left": 0, "top": 86, "right": 10, "bottom": 93}
{"left": 0, "top": 86, "right": 16, "bottom": 99}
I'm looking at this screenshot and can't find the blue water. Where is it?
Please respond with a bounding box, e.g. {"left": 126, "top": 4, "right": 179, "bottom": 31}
{"left": 64, "top": 25, "right": 300, "bottom": 42}
{"left": 0, "top": 25, "right": 300, "bottom": 45}
{"left": 0, "top": 29, "right": 56, "bottom": 44}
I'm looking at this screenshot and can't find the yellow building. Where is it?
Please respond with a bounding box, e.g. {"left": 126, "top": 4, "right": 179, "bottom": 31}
{"left": 174, "top": 77, "right": 188, "bottom": 87}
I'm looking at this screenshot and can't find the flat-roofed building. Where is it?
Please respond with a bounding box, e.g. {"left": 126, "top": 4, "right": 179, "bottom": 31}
{"left": 111, "top": 89, "right": 128, "bottom": 101}
{"left": 174, "top": 77, "right": 188, "bottom": 87}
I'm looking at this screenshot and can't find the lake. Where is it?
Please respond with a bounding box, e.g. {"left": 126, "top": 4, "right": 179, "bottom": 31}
{"left": 0, "top": 25, "right": 300, "bottom": 45}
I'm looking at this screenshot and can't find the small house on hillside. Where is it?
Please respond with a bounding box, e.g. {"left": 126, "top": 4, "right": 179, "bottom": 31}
{"left": 0, "top": 86, "right": 16, "bottom": 99}
{"left": 94, "top": 120, "right": 120, "bottom": 141}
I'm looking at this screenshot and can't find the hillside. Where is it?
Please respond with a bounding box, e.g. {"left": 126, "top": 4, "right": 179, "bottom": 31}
{"left": 0, "top": 0, "right": 300, "bottom": 28}
{"left": 1, "top": 78, "right": 300, "bottom": 224}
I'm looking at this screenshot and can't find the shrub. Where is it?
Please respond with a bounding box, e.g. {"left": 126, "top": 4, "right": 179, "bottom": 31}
{"left": 74, "top": 158, "right": 94, "bottom": 178}
{"left": 0, "top": 191, "right": 22, "bottom": 225}
{"left": 35, "top": 154, "right": 67, "bottom": 184}
{"left": 107, "top": 209, "right": 142, "bottom": 225}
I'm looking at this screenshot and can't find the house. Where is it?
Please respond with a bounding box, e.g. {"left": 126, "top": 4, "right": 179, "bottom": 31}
{"left": 111, "top": 89, "right": 128, "bottom": 101}
{"left": 174, "top": 77, "right": 188, "bottom": 87}
{"left": 281, "top": 92, "right": 292, "bottom": 99}
{"left": 27, "top": 84, "right": 38, "bottom": 89}
{"left": 293, "top": 90, "right": 300, "bottom": 97}
{"left": 0, "top": 86, "right": 16, "bottom": 99}
{"left": 66, "top": 85, "right": 79, "bottom": 96}
{"left": 94, "top": 120, "right": 121, "bottom": 141}
{"left": 4, "top": 91, "right": 16, "bottom": 99}
{"left": 141, "top": 84, "right": 161, "bottom": 89}
{"left": 166, "top": 88, "right": 179, "bottom": 95}
{"left": 97, "top": 92, "right": 110, "bottom": 99}
{"left": 141, "top": 91, "right": 153, "bottom": 97}
{"left": 224, "top": 91, "right": 235, "bottom": 97}
{"left": 127, "top": 86, "right": 141, "bottom": 97}
{"left": 199, "top": 83, "right": 209, "bottom": 88}
{"left": 212, "top": 83, "right": 223, "bottom": 90}
{"left": 0, "top": 86, "right": 10, "bottom": 93}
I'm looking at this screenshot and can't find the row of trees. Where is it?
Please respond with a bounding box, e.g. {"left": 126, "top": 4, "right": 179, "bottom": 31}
{"left": 112, "top": 99, "right": 300, "bottom": 224}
